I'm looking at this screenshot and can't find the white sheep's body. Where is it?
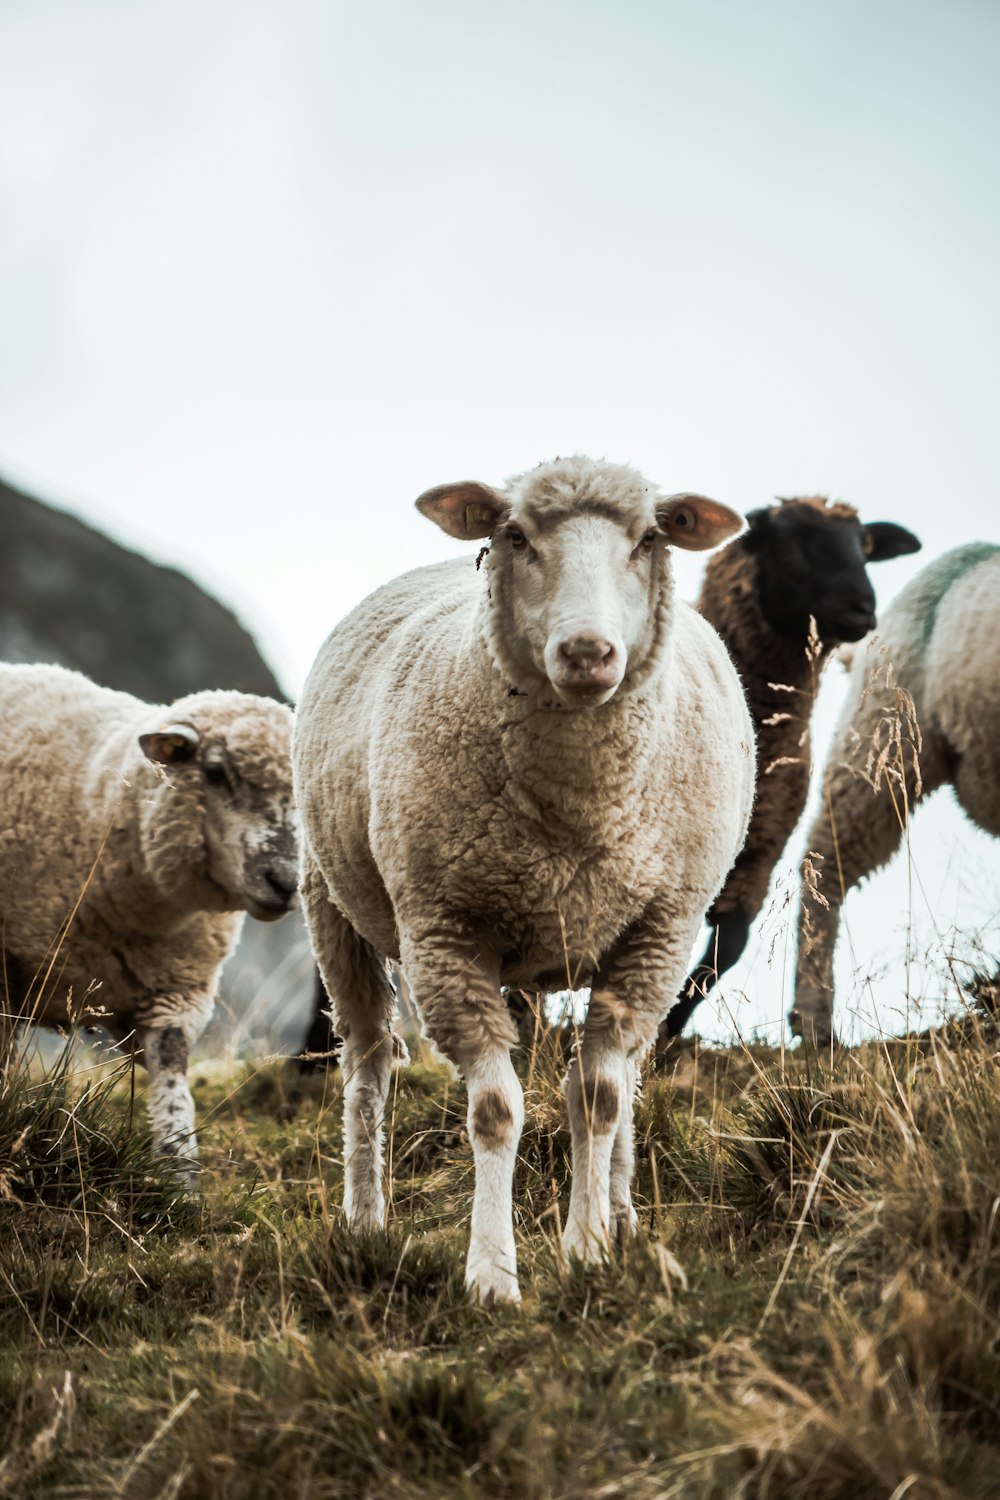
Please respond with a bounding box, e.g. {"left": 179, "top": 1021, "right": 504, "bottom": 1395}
{"left": 0, "top": 663, "right": 298, "bottom": 1176}
{"left": 793, "top": 543, "right": 1000, "bottom": 1041}
{"left": 294, "top": 456, "right": 755, "bottom": 1303}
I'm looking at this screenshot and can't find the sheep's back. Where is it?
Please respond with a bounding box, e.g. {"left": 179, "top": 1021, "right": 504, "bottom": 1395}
{"left": 294, "top": 558, "right": 479, "bottom": 935}
{"left": 0, "top": 663, "right": 147, "bottom": 888}
{"left": 923, "top": 550, "right": 1000, "bottom": 825}
{"left": 0, "top": 664, "right": 154, "bottom": 1016}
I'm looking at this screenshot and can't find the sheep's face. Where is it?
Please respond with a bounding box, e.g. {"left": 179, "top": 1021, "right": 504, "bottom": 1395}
{"left": 139, "top": 699, "right": 299, "bottom": 921}
{"left": 416, "top": 458, "right": 743, "bottom": 708}
{"left": 745, "top": 502, "right": 921, "bottom": 644}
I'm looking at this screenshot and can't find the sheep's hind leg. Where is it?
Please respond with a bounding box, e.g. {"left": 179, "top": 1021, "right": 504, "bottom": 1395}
{"left": 792, "top": 751, "right": 933, "bottom": 1043}
{"left": 563, "top": 989, "right": 630, "bottom": 1263}
{"left": 293, "top": 969, "right": 342, "bottom": 1073}
{"left": 656, "top": 907, "right": 752, "bottom": 1052}
{"left": 609, "top": 1057, "right": 639, "bottom": 1242}
{"left": 303, "top": 867, "right": 397, "bottom": 1231}
{"left": 404, "top": 932, "right": 523, "bottom": 1304}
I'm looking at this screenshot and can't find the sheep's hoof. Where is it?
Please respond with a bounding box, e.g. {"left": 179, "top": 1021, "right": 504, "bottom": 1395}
{"left": 562, "top": 1220, "right": 612, "bottom": 1265}
{"left": 613, "top": 1203, "right": 639, "bottom": 1245}
{"left": 650, "top": 1032, "right": 688, "bottom": 1074}
{"left": 159, "top": 1151, "right": 200, "bottom": 1194}
{"left": 788, "top": 1008, "right": 837, "bottom": 1048}
{"left": 466, "top": 1262, "right": 520, "bottom": 1306}
{"left": 344, "top": 1201, "right": 387, "bottom": 1233}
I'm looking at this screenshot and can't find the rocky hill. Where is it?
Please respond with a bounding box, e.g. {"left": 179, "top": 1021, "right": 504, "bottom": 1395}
{"left": 0, "top": 473, "right": 284, "bottom": 702}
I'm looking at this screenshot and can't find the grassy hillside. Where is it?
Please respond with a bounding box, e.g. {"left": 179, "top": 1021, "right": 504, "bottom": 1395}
{"left": 2, "top": 1018, "right": 999, "bottom": 1499}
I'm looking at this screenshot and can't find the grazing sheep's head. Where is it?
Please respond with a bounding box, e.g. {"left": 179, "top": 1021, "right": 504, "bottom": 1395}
{"left": 417, "top": 456, "right": 742, "bottom": 708}
{"left": 744, "top": 499, "right": 921, "bottom": 644}
{"left": 139, "top": 695, "right": 299, "bottom": 921}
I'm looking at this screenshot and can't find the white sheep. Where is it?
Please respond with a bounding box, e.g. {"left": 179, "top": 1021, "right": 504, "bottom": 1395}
{"left": 793, "top": 543, "right": 1000, "bottom": 1042}
{"left": 293, "top": 455, "right": 755, "bottom": 1303}
{"left": 0, "top": 663, "right": 298, "bottom": 1177}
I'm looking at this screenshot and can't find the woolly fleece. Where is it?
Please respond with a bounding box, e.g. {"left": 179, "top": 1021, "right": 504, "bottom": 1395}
{"left": 793, "top": 544, "right": 1000, "bottom": 1040}
{"left": 695, "top": 510, "right": 839, "bottom": 923}
{"left": 0, "top": 663, "right": 296, "bottom": 1168}
{"left": 294, "top": 455, "right": 755, "bottom": 1301}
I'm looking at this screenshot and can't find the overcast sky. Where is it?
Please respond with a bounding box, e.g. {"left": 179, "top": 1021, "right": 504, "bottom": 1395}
{"left": 1, "top": 0, "right": 997, "bottom": 1042}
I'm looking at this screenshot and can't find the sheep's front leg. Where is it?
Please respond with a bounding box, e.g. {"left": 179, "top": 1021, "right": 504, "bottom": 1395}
{"left": 609, "top": 1057, "right": 639, "bottom": 1242}
{"left": 341, "top": 1018, "right": 396, "bottom": 1232}
{"left": 567, "top": 919, "right": 699, "bottom": 1261}
{"left": 140, "top": 1023, "right": 199, "bottom": 1186}
{"left": 464, "top": 1048, "right": 525, "bottom": 1303}
{"left": 403, "top": 928, "right": 523, "bottom": 1304}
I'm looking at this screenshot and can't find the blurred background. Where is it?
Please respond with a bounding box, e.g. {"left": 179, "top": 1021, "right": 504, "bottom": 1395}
{"left": 1, "top": 0, "right": 997, "bottom": 1051}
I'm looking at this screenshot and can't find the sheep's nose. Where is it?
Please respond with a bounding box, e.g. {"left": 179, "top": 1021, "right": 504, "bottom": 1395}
{"left": 265, "top": 866, "right": 298, "bottom": 901}
{"left": 558, "top": 634, "right": 616, "bottom": 670}
{"left": 844, "top": 596, "right": 877, "bottom": 626}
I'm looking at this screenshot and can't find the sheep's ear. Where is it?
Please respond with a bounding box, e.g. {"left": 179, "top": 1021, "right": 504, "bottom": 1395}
{"left": 415, "top": 481, "right": 509, "bottom": 540}
{"left": 656, "top": 493, "right": 744, "bottom": 552}
{"left": 139, "top": 723, "right": 200, "bottom": 764}
{"left": 861, "top": 522, "right": 922, "bottom": 562}
{"left": 739, "top": 507, "right": 773, "bottom": 550}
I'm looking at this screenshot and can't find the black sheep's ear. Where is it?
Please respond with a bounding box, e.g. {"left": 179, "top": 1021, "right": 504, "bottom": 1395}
{"left": 415, "top": 481, "right": 509, "bottom": 540}
{"left": 862, "top": 523, "right": 922, "bottom": 562}
{"left": 139, "top": 723, "right": 200, "bottom": 764}
{"left": 740, "top": 506, "right": 773, "bottom": 550}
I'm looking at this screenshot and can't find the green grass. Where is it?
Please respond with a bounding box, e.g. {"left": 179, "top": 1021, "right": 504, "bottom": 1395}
{"left": 2, "top": 1020, "right": 1000, "bottom": 1498}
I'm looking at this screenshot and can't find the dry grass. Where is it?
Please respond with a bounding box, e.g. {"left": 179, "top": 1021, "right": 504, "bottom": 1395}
{"left": 2, "top": 1011, "right": 1000, "bottom": 1500}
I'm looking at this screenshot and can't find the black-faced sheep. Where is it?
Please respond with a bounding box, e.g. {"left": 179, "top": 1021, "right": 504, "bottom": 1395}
{"left": 792, "top": 542, "right": 1000, "bottom": 1043}
{"left": 0, "top": 664, "right": 298, "bottom": 1180}
{"left": 658, "top": 497, "right": 920, "bottom": 1045}
{"left": 293, "top": 456, "right": 755, "bottom": 1303}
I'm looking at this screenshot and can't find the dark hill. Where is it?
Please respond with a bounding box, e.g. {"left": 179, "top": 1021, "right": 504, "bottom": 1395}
{"left": 0, "top": 472, "right": 310, "bottom": 1055}
{"left": 0, "top": 473, "right": 285, "bottom": 702}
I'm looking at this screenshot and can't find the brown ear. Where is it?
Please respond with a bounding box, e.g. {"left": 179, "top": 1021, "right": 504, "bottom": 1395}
{"left": 415, "top": 481, "right": 509, "bottom": 540}
{"left": 656, "top": 493, "right": 745, "bottom": 552}
{"left": 139, "top": 723, "right": 200, "bottom": 765}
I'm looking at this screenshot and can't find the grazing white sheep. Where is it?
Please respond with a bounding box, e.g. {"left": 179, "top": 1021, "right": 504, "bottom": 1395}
{"left": 294, "top": 455, "right": 755, "bottom": 1303}
{"left": 0, "top": 664, "right": 298, "bottom": 1178}
{"left": 793, "top": 543, "right": 1000, "bottom": 1042}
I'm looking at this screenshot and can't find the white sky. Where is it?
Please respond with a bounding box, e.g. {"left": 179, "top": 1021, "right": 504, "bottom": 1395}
{"left": 1, "top": 0, "right": 997, "bottom": 1042}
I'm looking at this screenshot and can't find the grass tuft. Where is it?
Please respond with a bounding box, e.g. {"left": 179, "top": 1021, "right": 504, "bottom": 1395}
{"left": 2, "top": 1030, "right": 999, "bottom": 1497}
{"left": 0, "top": 1047, "right": 188, "bottom": 1225}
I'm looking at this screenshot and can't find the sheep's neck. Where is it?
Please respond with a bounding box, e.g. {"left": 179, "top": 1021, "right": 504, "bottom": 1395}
{"left": 473, "top": 562, "right": 673, "bottom": 839}
{"left": 697, "top": 546, "right": 834, "bottom": 720}
{"left": 493, "top": 674, "right": 658, "bottom": 842}
{"left": 97, "top": 776, "right": 212, "bottom": 936}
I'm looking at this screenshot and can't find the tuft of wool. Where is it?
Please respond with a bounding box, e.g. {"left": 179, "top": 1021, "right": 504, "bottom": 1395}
{"left": 793, "top": 544, "right": 1000, "bottom": 1041}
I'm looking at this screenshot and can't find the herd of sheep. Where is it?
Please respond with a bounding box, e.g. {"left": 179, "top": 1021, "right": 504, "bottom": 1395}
{"left": 1, "top": 455, "right": 996, "bottom": 1302}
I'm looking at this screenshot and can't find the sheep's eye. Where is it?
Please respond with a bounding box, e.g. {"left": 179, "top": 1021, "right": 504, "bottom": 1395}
{"left": 632, "top": 529, "right": 659, "bottom": 560}
{"left": 204, "top": 762, "right": 230, "bottom": 789}
{"left": 507, "top": 525, "right": 527, "bottom": 549}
